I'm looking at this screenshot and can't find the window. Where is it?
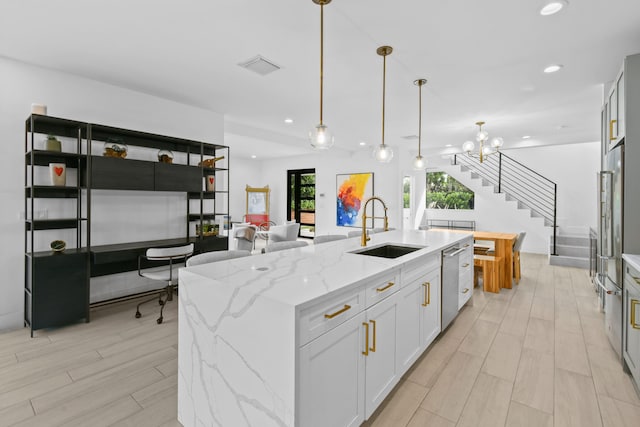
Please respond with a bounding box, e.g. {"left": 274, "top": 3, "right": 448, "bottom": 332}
{"left": 426, "top": 172, "right": 474, "bottom": 209}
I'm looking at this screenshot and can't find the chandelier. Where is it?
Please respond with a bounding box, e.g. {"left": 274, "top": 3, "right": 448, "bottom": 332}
{"left": 462, "top": 121, "right": 504, "bottom": 163}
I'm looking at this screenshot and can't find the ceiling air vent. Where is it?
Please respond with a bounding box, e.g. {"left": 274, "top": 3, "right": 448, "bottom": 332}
{"left": 238, "top": 55, "right": 281, "bottom": 76}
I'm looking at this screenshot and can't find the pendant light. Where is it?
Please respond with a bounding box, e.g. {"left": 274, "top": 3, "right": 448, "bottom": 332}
{"left": 462, "top": 121, "right": 504, "bottom": 163}
{"left": 413, "top": 78, "right": 427, "bottom": 170}
{"left": 309, "top": 0, "right": 334, "bottom": 150}
{"left": 373, "top": 46, "right": 394, "bottom": 163}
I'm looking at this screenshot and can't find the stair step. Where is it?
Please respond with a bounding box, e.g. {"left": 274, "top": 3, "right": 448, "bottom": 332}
{"left": 549, "top": 255, "right": 590, "bottom": 269}
{"left": 551, "top": 244, "right": 591, "bottom": 258}
{"left": 555, "top": 235, "right": 590, "bottom": 246}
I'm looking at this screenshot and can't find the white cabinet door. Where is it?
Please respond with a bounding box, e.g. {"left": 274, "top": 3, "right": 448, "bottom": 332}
{"left": 421, "top": 267, "right": 441, "bottom": 349}
{"left": 364, "top": 292, "right": 400, "bottom": 418}
{"left": 397, "top": 266, "right": 441, "bottom": 373}
{"left": 299, "top": 311, "right": 366, "bottom": 427}
{"left": 624, "top": 278, "right": 640, "bottom": 382}
{"left": 396, "top": 277, "right": 423, "bottom": 372}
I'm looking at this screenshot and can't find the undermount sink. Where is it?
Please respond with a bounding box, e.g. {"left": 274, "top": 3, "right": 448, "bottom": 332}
{"left": 350, "top": 244, "right": 424, "bottom": 259}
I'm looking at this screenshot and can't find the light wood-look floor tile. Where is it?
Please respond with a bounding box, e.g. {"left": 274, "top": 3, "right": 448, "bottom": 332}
{"left": 505, "top": 401, "right": 553, "bottom": 427}
{"left": 406, "top": 408, "right": 455, "bottom": 427}
{"left": 554, "top": 367, "right": 602, "bottom": 427}
{"left": 554, "top": 329, "right": 591, "bottom": 376}
{"left": 586, "top": 343, "right": 640, "bottom": 407}
{"left": 478, "top": 299, "right": 510, "bottom": 324}
{"left": 0, "top": 401, "right": 34, "bottom": 426}
{"left": 406, "top": 335, "right": 461, "bottom": 388}
{"left": 523, "top": 317, "right": 554, "bottom": 355}
{"left": 458, "top": 319, "right": 499, "bottom": 358}
{"left": 499, "top": 307, "right": 530, "bottom": 337}
{"left": 482, "top": 332, "right": 523, "bottom": 382}
{"left": 420, "top": 351, "right": 484, "bottom": 422}
{"left": 512, "top": 348, "right": 555, "bottom": 414}
{"left": 598, "top": 394, "right": 640, "bottom": 427}
{"left": 62, "top": 396, "right": 143, "bottom": 427}
{"left": 530, "top": 297, "right": 555, "bottom": 322}
{"left": 456, "top": 373, "right": 513, "bottom": 427}
{"left": 365, "top": 380, "right": 429, "bottom": 427}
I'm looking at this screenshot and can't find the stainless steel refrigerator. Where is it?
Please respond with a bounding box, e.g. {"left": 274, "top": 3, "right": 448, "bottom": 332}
{"left": 597, "top": 143, "right": 624, "bottom": 357}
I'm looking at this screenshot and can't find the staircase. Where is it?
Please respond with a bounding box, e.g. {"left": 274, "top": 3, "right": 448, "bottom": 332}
{"left": 548, "top": 230, "right": 591, "bottom": 269}
{"left": 453, "top": 152, "right": 558, "bottom": 256}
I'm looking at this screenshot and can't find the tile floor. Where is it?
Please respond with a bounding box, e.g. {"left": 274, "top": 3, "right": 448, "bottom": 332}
{"left": 1, "top": 253, "right": 639, "bottom": 426}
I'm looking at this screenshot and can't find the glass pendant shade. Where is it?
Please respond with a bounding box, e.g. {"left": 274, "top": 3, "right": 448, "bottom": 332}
{"left": 462, "top": 140, "right": 475, "bottom": 153}
{"left": 482, "top": 145, "right": 492, "bottom": 155}
{"left": 309, "top": 123, "right": 334, "bottom": 149}
{"left": 476, "top": 130, "right": 489, "bottom": 142}
{"left": 491, "top": 137, "right": 504, "bottom": 149}
{"left": 413, "top": 155, "right": 426, "bottom": 170}
{"left": 373, "top": 144, "right": 394, "bottom": 163}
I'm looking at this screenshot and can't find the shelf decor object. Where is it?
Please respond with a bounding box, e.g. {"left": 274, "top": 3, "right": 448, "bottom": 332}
{"left": 157, "top": 149, "right": 173, "bottom": 164}
{"left": 50, "top": 239, "right": 66, "bottom": 253}
{"left": 413, "top": 78, "right": 428, "bottom": 170}
{"left": 46, "top": 135, "right": 61, "bottom": 152}
{"left": 373, "top": 46, "right": 394, "bottom": 163}
{"left": 206, "top": 175, "right": 215, "bottom": 192}
{"left": 198, "top": 156, "right": 224, "bottom": 168}
{"left": 308, "top": 0, "right": 334, "bottom": 150}
{"left": 461, "top": 121, "right": 504, "bottom": 163}
{"left": 49, "top": 162, "right": 66, "bottom": 186}
{"left": 103, "top": 139, "right": 127, "bottom": 158}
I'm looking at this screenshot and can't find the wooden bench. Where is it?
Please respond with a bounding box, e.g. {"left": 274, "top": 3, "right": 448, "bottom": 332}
{"left": 474, "top": 255, "right": 503, "bottom": 293}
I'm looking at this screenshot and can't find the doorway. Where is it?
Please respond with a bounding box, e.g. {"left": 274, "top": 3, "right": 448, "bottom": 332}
{"left": 288, "top": 169, "right": 316, "bottom": 238}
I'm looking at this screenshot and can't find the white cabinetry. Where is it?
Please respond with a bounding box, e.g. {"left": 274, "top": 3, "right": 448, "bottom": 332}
{"left": 299, "top": 311, "right": 366, "bottom": 427}
{"left": 459, "top": 240, "right": 473, "bottom": 309}
{"left": 606, "top": 67, "right": 625, "bottom": 150}
{"left": 623, "top": 261, "right": 640, "bottom": 391}
{"left": 397, "top": 257, "right": 441, "bottom": 372}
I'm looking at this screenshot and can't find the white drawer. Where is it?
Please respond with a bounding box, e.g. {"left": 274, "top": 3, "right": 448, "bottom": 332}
{"left": 299, "top": 288, "right": 366, "bottom": 346}
{"left": 459, "top": 284, "right": 473, "bottom": 309}
{"left": 364, "top": 271, "right": 400, "bottom": 308}
{"left": 402, "top": 254, "right": 440, "bottom": 286}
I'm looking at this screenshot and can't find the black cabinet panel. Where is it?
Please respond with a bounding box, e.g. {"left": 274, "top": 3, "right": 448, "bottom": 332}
{"left": 155, "top": 163, "right": 201, "bottom": 192}
{"left": 26, "top": 252, "right": 89, "bottom": 330}
{"left": 88, "top": 156, "right": 154, "bottom": 190}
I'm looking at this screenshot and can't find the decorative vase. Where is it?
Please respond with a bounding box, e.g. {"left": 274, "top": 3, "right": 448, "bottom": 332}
{"left": 46, "top": 135, "right": 61, "bottom": 152}
{"left": 49, "top": 163, "right": 66, "bottom": 186}
{"left": 206, "top": 175, "right": 215, "bottom": 192}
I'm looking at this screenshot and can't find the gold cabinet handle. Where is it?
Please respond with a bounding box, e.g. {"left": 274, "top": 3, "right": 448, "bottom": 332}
{"left": 633, "top": 276, "right": 640, "bottom": 285}
{"left": 376, "top": 282, "right": 395, "bottom": 293}
{"left": 422, "top": 282, "right": 431, "bottom": 307}
{"left": 462, "top": 288, "right": 470, "bottom": 294}
{"left": 462, "top": 263, "right": 469, "bottom": 268}
{"left": 463, "top": 243, "right": 470, "bottom": 248}
{"left": 610, "top": 119, "right": 617, "bottom": 141}
{"left": 370, "top": 320, "right": 377, "bottom": 352}
{"left": 632, "top": 299, "right": 640, "bottom": 330}
{"left": 324, "top": 304, "right": 351, "bottom": 319}
{"left": 362, "top": 322, "right": 369, "bottom": 356}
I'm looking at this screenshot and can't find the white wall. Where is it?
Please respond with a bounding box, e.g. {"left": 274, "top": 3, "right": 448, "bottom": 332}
{"left": 259, "top": 149, "right": 403, "bottom": 235}
{"left": 0, "top": 58, "right": 225, "bottom": 330}
{"left": 228, "top": 157, "right": 264, "bottom": 222}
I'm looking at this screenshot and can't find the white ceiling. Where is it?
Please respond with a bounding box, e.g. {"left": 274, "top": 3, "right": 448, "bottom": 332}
{"left": 2, "top": 0, "right": 640, "bottom": 159}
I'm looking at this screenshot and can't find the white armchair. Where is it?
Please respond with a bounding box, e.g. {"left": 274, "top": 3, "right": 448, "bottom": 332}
{"left": 269, "top": 222, "right": 300, "bottom": 243}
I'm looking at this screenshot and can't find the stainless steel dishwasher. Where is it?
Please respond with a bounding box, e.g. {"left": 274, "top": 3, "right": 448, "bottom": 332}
{"left": 442, "top": 244, "right": 463, "bottom": 330}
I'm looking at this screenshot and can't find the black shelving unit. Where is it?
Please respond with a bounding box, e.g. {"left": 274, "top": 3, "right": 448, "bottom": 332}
{"left": 24, "top": 114, "right": 230, "bottom": 336}
{"left": 24, "top": 115, "right": 89, "bottom": 336}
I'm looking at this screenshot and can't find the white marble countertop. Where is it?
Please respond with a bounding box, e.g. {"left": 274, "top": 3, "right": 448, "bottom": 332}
{"left": 623, "top": 254, "right": 640, "bottom": 272}
{"left": 183, "top": 229, "right": 471, "bottom": 310}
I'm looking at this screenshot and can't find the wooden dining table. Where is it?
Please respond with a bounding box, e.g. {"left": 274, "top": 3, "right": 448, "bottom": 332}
{"left": 472, "top": 231, "right": 518, "bottom": 289}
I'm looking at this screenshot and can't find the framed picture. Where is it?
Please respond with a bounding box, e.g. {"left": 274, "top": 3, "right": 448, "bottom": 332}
{"left": 336, "top": 172, "right": 374, "bottom": 227}
{"left": 245, "top": 185, "right": 270, "bottom": 225}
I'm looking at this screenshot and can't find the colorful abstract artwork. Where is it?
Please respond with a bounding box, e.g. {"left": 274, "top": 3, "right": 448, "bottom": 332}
{"left": 336, "top": 173, "right": 374, "bottom": 227}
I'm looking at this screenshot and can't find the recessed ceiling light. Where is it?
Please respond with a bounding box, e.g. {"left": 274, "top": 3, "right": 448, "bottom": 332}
{"left": 522, "top": 135, "right": 531, "bottom": 139}
{"left": 359, "top": 141, "right": 366, "bottom": 146}
{"left": 251, "top": 155, "right": 257, "bottom": 159}
{"left": 445, "top": 144, "right": 452, "bottom": 147}
{"left": 540, "top": 0, "right": 568, "bottom": 16}
{"left": 284, "top": 118, "right": 293, "bottom": 124}
{"left": 543, "top": 64, "right": 563, "bottom": 73}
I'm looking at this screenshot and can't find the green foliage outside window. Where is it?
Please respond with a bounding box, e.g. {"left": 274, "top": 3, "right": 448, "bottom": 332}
{"left": 426, "top": 172, "right": 474, "bottom": 209}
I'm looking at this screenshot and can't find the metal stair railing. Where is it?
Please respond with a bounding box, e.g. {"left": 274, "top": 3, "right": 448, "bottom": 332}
{"left": 453, "top": 152, "right": 558, "bottom": 255}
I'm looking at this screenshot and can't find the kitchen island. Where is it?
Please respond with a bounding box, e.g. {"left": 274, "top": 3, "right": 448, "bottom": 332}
{"left": 178, "top": 229, "right": 473, "bottom": 427}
